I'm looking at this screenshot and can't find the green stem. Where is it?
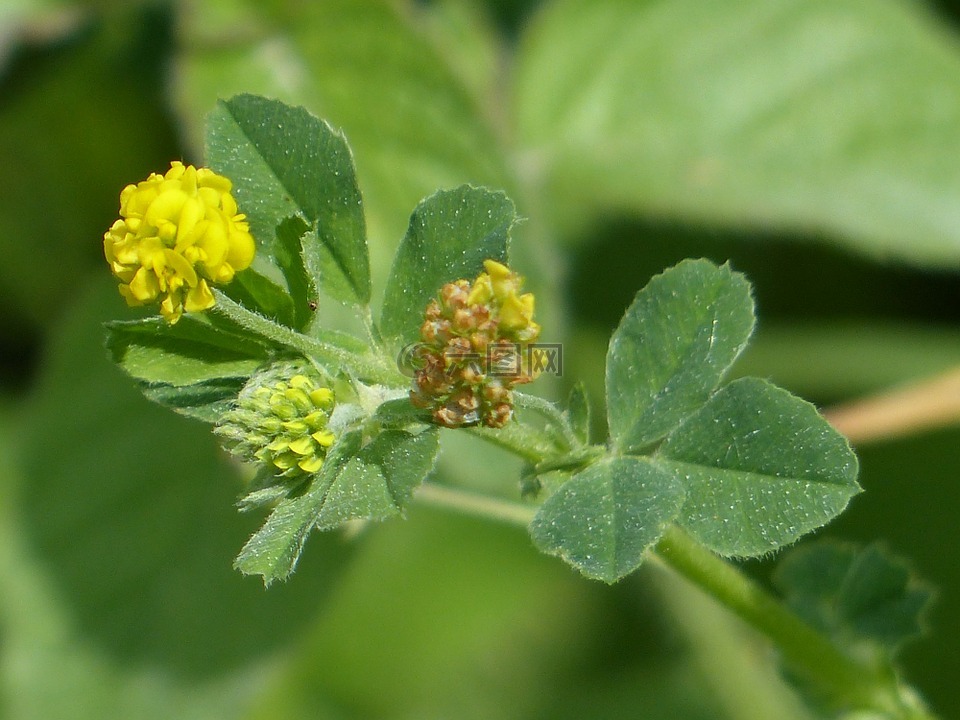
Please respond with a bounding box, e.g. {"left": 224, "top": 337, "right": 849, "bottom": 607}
{"left": 361, "top": 305, "right": 384, "bottom": 350}
{"left": 416, "top": 482, "right": 536, "bottom": 526}
{"left": 212, "top": 291, "right": 401, "bottom": 385}
{"left": 465, "top": 424, "right": 558, "bottom": 466}
{"left": 415, "top": 467, "right": 935, "bottom": 720}
{"left": 652, "top": 527, "right": 920, "bottom": 717}
{"left": 513, "top": 391, "right": 580, "bottom": 449}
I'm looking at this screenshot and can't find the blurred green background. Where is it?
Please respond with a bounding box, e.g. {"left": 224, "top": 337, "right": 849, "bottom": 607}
{"left": 2, "top": 1, "right": 959, "bottom": 718}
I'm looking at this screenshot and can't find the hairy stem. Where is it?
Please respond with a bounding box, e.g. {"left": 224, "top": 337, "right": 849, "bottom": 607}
{"left": 211, "top": 291, "right": 400, "bottom": 385}
{"left": 651, "top": 527, "right": 927, "bottom": 717}
{"left": 416, "top": 446, "right": 936, "bottom": 720}
{"left": 416, "top": 482, "right": 536, "bottom": 526}
{"left": 513, "top": 391, "right": 581, "bottom": 448}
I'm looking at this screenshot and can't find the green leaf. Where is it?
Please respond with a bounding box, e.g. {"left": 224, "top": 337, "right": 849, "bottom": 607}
{"left": 606, "top": 259, "right": 755, "bottom": 453}
{"left": 236, "top": 427, "right": 439, "bottom": 584}
{"left": 313, "top": 429, "right": 439, "bottom": 530}
{"left": 206, "top": 94, "right": 371, "bottom": 304}
{"left": 17, "top": 279, "right": 354, "bottom": 680}
{"left": 0, "top": 9, "right": 180, "bottom": 329}
{"left": 373, "top": 397, "right": 433, "bottom": 427}
{"left": 564, "top": 381, "right": 591, "bottom": 445}
{"left": 174, "top": 0, "right": 508, "bottom": 287}
{"left": 773, "top": 541, "right": 934, "bottom": 654}
{"left": 379, "top": 185, "right": 516, "bottom": 346}
{"left": 106, "top": 315, "right": 270, "bottom": 420}
{"left": 234, "top": 432, "right": 361, "bottom": 585}
{"left": 529, "top": 456, "right": 686, "bottom": 583}
{"left": 417, "top": 0, "right": 502, "bottom": 113}
{"left": 220, "top": 266, "right": 297, "bottom": 328}
{"left": 273, "top": 215, "right": 318, "bottom": 330}
{"left": 139, "top": 377, "right": 247, "bottom": 423}
{"left": 656, "top": 378, "right": 860, "bottom": 557}
{"left": 515, "top": 0, "right": 960, "bottom": 266}
{"left": 105, "top": 316, "right": 269, "bottom": 387}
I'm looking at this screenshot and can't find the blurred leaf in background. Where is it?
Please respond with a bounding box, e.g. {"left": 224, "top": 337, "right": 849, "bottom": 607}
{"left": 2, "top": 0, "right": 959, "bottom": 718}
{"left": 515, "top": 0, "right": 960, "bottom": 266}
{"left": 0, "top": 4, "right": 179, "bottom": 325}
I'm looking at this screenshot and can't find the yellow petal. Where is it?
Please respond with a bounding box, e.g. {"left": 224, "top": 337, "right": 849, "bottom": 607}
{"left": 211, "top": 263, "right": 235, "bottom": 284}
{"left": 266, "top": 437, "right": 290, "bottom": 453}
{"left": 159, "top": 293, "right": 183, "bottom": 324}
{"left": 118, "top": 184, "right": 137, "bottom": 212}
{"left": 182, "top": 245, "right": 205, "bottom": 264}
{"left": 298, "top": 456, "right": 324, "bottom": 474}
{"left": 103, "top": 236, "right": 117, "bottom": 264}
{"left": 281, "top": 420, "right": 309, "bottom": 434}
{"left": 112, "top": 263, "right": 136, "bottom": 283}
{"left": 311, "top": 430, "right": 335, "bottom": 447}
{"left": 466, "top": 274, "right": 493, "bottom": 305}
{"left": 288, "top": 437, "right": 315, "bottom": 456}
{"left": 516, "top": 320, "right": 541, "bottom": 343}
{"left": 303, "top": 410, "right": 327, "bottom": 428}
{"left": 163, "top": 248, "right": 198, "bottom": 287}
{"left": 284, "top": 387, "right": 313, "bottom": 411}
{"left": 128, "top": 267, "right": 160, "bottom": 302}
{"left": 273, "top": 452, "right": 299, "bottom": 470}
{"left": 137, "top": 237, "right": 165, "bottom": 268}
{"left": 499, "top": 292, "right": 533, "bottom": 332}
{"left": 309, "top": 388, "right": 334, "bottom": 409}
{"left": 290, "top": 375, "right": 314, "bottom": 391}
{"left": 196, "top": 167, "right": 231, "bottom": 192}
{"left": 220, "top": 192, "right": 238, "bottom": 216}
{"left": 197, "top": 186, "right": 221, "bottom": 208}
{"left": 179, "top": 164, "right": 198, "bottom": 194}
{"left": 145, "top": 189, "right": 188, "bottom": 229}
{"left": 165, "top": 161, "right": 186, "bottom": 180}
{"left": 123, "top": 184, "right": 157, "bottom": 217}
{"left": 184, "top": 280, "right": 215, "bottom": 312}
{"left": 519, "top": 293, "right": 535, "bottom": 316}
{"left": 480, "top": 261, "right": 515, "bottom": 300}
{"left": 118, "top": 284, "right": 143, "bottom": 307}
{"left": 198, "top": 219, "right": 228, "bottom": 268}
{"left": 483, "top": 260, "right": 511, "bottom": 279}
{"left": 176, "top": 196, "right": 204, "bottom": 245}
{"left": 225, "top": 223, "right": 255, "bottom": 272}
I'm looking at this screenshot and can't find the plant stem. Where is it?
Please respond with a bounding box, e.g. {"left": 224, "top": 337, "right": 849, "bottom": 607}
{"left": 416, "top": 482, "right": 536, "bottom": 526}
{"left": 211, "top": 291, "right": 400, "bottom": 385}
{"left": 651, "top": 526, "right": 915, "bottom": 716}
{"left": 514, "top": 391, "right": 580, "bottom": 448}
{"left": 824, "top": 366, "right": 960, "bottom": 444}
{"left": 415, "top": 476, "right": 936, "bottom": 720}
{"left": 465, "top": 423, "right": 560, "bottom": 466}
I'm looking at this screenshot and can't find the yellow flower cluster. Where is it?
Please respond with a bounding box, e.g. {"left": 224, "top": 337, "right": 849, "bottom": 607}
{"left": 465, "top": 260, "right": 540, "bottom": 341}
{"left": 411, "top": 260, "right": 541, "bottom": 428}
{"left": 103, "top": 161, "right": 255, "bottom": 323}
{"left": 216, "top": 364, "right": 337, "bottom": 478}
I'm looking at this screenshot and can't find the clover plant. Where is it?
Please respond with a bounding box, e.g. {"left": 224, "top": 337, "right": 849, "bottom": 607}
{"left": 103, "top": 94, "right": 935, "bottom": 720}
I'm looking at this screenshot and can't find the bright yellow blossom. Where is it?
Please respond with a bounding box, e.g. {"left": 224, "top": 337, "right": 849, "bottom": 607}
{"left": 467, "top": 260, "right": 540, "bottom": 340}
{"left": 103, "top": 161, "right": 255, "bottom": 323}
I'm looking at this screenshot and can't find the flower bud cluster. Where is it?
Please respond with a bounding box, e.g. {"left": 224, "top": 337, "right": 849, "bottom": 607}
{"left": 216, "top": 362, "right": 336, "bottom": 478}
{"left": 411, "top": 260, "right": 541, "bottom": 428}
{"left": 103, "top": 162, "right": 256, "bottom": 324}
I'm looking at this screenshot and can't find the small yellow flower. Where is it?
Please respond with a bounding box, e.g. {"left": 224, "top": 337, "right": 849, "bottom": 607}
{"left": 410, "top": 259, "right": 541, "bottom": 429}
{"left": 216, "top": 363, "right": 337, "bottom": 478}
{"left": 103, "top": 161, "right": 255, "bottom": 323}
